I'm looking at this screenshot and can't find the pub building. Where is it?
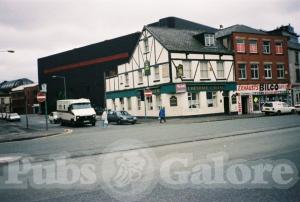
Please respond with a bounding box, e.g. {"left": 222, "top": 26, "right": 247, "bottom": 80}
{"left": 105, "top": 17, "right": 238, "bottom": 117}
{"left": 216, "top": 24, "right": 290, "bottom": 114}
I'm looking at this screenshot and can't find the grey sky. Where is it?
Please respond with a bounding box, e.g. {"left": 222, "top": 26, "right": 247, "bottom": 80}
{"left": 0, "top": 0, "right": 299, "bottom": 83}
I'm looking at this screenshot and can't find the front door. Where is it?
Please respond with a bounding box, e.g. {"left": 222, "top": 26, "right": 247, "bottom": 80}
{"left": 224, "top": 96, "right": 230, "bottom": 114}
{"left": 241, "top": 96, "right": 248, "bottom": 114}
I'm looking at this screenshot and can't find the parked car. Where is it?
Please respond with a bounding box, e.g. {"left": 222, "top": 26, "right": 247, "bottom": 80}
{"left": 49, "top": 111, "right": 59, "bottom": 124}
{"left": 107, "top": 111, "right": 137, "bottom": 124}
{"left": 6, "top": 113, "right": 21, "bottom": 121}
{"left": 295, "top": 104, "right": 300, "bottom": 114}
{"left": 261, "top": 101, "right": 295, "bottom": 115}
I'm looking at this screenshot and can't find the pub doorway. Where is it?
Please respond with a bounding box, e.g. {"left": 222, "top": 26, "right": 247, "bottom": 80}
{"left": 241, "top": 96, "right": 249, "bottom": 114}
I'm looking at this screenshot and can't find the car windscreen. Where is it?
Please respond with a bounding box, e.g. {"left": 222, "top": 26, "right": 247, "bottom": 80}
{"left": 71, "top": 103, "right": 91, "bottom": 110}
{"left": 264, "top": 103, "right": 273, "bottom": 107}
{"left": 120, "top": 111, "right": 130, "bottom": 116}
{"left": 10, "top": 113, "right": 18, "bottom": 116}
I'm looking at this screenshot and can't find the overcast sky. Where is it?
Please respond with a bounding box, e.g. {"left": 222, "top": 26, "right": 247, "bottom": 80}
{"left": 0, "top": 0, "right": 299, "bottom": 83}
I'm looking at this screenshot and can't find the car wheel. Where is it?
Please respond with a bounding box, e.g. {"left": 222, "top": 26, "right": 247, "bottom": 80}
{"left": 265, "top": 112, "right": 270, "bottom": 116}
{"left": 117, "top": 120, "right": 121, "bottom": 125}
{"left": 92, "top": 122, "right": 96, "bottom": 126}
{"left": 277, "top": 110, "right": 281, "bottom": 115}
{"left": 61, "top": 121, "right": 65, "bottom": 126}
{"left": 291, "top": 109, "right": 295, "bottom": 114}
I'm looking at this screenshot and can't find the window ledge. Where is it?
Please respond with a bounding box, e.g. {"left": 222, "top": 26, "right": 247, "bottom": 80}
{"left": 153, "top": 79, "right": 160, "bottom": 83}
{"left": 216, "top": 78, "right": 226, "bottom": 81}
{"left": 182, "top": 78, "right": 194, "bottom": 81}
{"left": 137, "top": 82, "right": 144, "bottom": 85}
{"left": 200, "top": 78, "right": 211, "bottom": 81}
{"left": 125, "top": 85, "right": 130, "bottom": 87}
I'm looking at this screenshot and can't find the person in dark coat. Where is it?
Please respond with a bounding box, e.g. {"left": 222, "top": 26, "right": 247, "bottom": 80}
{"left": 159, "top": 107, "right": 166, "bottom": 123}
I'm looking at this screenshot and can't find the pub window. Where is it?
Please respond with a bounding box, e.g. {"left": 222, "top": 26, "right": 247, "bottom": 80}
{"left": 277, "top": 64, "right": 285, "bottom": 79}
{"left": 182, "top": 61, "right": 192, "bottom": 79}
{"left": 120, "top": 98, "right": 124, "bottom": 110}
{"left": 275, "top": 41, "right": 283, "bottom": 54}
{"left": 263, "top": 41, "right": 271, "bottom": 54}
{"left": 147, "top": 96, "right": 153, "bottom": 110}
{"left": 207, "top": 92, "right": 217, "bottom": 107}
{"left": 127, "top": 97, "right": 132, "bottom": 110}
{"left": 264, "top": 64, "right": 272, "bottom": 79}
{"left": 296, "top": 93, "right": 300, "bottom": 104}
{"left": 200, "top": 61, "right": 209, "bottom": 79}
{"left": 137, "top": 96, "right": 142, "bottom": 110}
{"left": 238, "top": 63, "right": 247, "bottom": 79}
{"left": 217, "top": 61, "right": 224, "bottom": 78}
{"left": 162, "top": 63, "right": 169, "bottom": 78}
{"left": 249, "top": 40, "right": 258, "bottom": 53}
{"left": 251, "top": 63, "right": 259, "bottom": 79}
{"left": 188, "top": 92, "right": 200, "bottom": 108}
{"left": 236, "top": 38, "right": 245, "bottom": 53}
{"left": 156, "top": 95, "right": 162, "bottom": 110}
{"left": 120, "top": 75, "right": 123, "bottom": 84}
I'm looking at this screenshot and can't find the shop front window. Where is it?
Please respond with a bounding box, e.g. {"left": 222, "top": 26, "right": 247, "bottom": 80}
{"left": 253, "top": 96, "right": 260, "bottom": 111}
{"left": 207, "top": 92, "right": 217, "bottom": 107}
{"left": 147, "top": 96, "right": 153, "bottom": 110}
{"left": 188, "top": 92, "right": 200, "bottom": 108}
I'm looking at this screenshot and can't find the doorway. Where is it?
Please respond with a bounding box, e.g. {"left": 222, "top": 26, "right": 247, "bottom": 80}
{"left": 241, "top": 96, "right": 248, "bottom": 114}
{"left": 223, "top": 96, "right": 230, "bottom": 114}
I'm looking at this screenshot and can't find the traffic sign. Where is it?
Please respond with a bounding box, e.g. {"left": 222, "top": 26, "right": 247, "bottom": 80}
{"left": 37, "top": 92, "right": 46, "bottom": 103}
{"left": 144, "top": 89, "right": 152, "bottom": 97}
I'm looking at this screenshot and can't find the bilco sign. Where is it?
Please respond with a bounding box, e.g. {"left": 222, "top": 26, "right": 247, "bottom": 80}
{"left": 260, "top": 84, "right": 279, "bottom": 91}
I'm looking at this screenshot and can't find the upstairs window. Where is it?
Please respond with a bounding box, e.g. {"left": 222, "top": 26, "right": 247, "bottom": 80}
{"left": 249, "top": 40, "right": 258, "bottom": 53}
{"left": 277, "top": 64, "right": 285, "bottom": 79}
{"left": 275, "top": 41, "right": 283, "bottom": 54}
{"left": 182, "top": 61, "right": 192, "bottom": 79}
{"left": 204, "top": 34, "right": 215, "bottom": 46}
{"left": 238, "top": 63, "right": 247, "bottom": 79}
{"left": 125, "top": 73, "right": 129, "bottom": 86}
{"left": 143, "top": 38, "right": 149, "bottom": 53}
{"left": 138, "top": 69, "right": 143, "bottom": 84}
{"left": 251, "top": 63, "right": 259, "bottom": 79}
{"left": 236, "top": 39, "right": 245, "bottom": 53}
{"left": 263, "top": 41, "right": 271, "bottom": 54}
{"left": 200, "top": 61, "right": 209, "bottom": 79}
{"left": 154, "top": 65, "right": 160, "bottom": 80}
{"left": 217, "top": 61, "right": 225, "bottom": 78}
{"left": 264, "top": 64, "right": 272, "bottom": 79}
{"left": 296, "top": 69, "right": 300, "bottom": 82}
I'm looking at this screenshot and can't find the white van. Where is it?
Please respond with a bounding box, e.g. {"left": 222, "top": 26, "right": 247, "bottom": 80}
{"left": 57, "top": 98, "right": 96, "bottom": 126}
{"left": 261, "top": 101, "right": 295, "bottom": 115}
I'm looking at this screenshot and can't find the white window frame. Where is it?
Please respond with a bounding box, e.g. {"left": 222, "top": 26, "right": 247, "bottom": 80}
{"left": 154, "top": 65, "right": 160, "bottom": 80}
{"left": 250, "top": 63, "right": 259, "bottom": 79}
{"left": 264, "top": 63, "right": 272, "bottom": 79}
{"left": 207, "top": 92, "right": 218, "bottom": 107}
{"left": 277, "top": 64, "right": 285, "bottom": 79}
{"left": 182, "top": 61, "right": 192, "bottom": 79}
{"left": 263, "top": 41, "right": 271, "bottom": 54}
{"left": 204, "top": 34, "right": 215, "bottom": 46}
{"left": 200, "top": 61, "right": 209, "bottom": 79}
{"left": 238, "top": 63, "right": 247, "bottom": 80}
{"left": 125, "top": 73, "right": 129, "bottom": 86}
{"left": 147, "top": 96, "right": 153, "bottom": 110}
{"left": 236, "top": 38, "right": 246, "bottom": 53}
{"left": 275, "top": 41, "right": 283, "bottom": 54}
{"left": 156, "top": 95, "right": 161, "bottom": 110}
{"left": 138, "top": 69, "right": 143, "bottom": 84}
{"left": 217, "top": 61, "right": 225, "bottom": 78}
{"left": 188, "top": 92, "right": 200, "bottom": 108}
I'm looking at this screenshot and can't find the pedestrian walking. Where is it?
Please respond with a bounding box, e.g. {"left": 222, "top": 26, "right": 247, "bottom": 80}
{"left": 159, "top": 107, "right": 166, "bottom": 123}
{"left": 102, "top": 109, "right": 108, "bottom": 128}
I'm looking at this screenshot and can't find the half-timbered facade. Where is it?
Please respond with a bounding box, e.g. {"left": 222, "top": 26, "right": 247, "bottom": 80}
{"left": 105, "top": 24, "right": 237, "bottom": 117}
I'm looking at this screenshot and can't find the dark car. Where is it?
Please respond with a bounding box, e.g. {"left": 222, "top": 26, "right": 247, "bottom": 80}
{"left": 107, "top": 111, "right": 137, "bottom": 124}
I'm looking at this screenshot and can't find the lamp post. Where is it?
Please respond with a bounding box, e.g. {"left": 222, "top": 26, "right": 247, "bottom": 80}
{"left": 52, "top": 75, "right": 67, "bottom": 99}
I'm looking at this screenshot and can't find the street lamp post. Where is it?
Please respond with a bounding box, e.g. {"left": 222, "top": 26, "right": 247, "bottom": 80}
{"left": 52, "top": 75, "right": 67, "bottom": 99}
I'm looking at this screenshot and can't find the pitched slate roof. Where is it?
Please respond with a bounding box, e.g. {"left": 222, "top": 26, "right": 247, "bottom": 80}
{"left": 215, "top": 24, "right": 266, "bottom": 38}
{"left": 0, "top": 78, "right": 33, "bottom": 92}
{"left": 288, "top": 41, "right": 300, "bottom": 50}
{"left": 148, "top": 17, "right": 217, "bottom": 33}
{"left": 146, "top": 26, "right": 231, "bottom": 54}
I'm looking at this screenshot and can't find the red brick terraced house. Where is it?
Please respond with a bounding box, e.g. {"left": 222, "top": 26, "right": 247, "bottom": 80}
{"left": 216, "top": 25, "right": 290, "bottom": 114}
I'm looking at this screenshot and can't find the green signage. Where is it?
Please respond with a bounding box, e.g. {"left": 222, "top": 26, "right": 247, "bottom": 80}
{"left": 187, "top": 85, "right": 225, "bottom": 92}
